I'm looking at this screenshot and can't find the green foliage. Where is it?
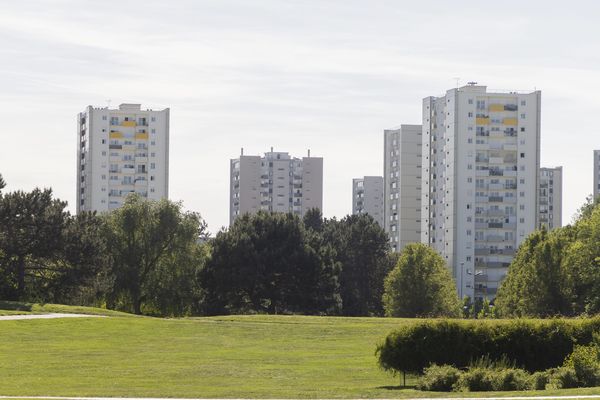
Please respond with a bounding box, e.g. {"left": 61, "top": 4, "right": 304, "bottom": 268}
{"left": 201, "top": 211, "right": 340, "bottom": 315}
{"left": 527, "top": 370, "right": 552, "bottom": 390}
{"left": 563, "top": 344, "right": 600, "bottom": 387}
{"left": 453, "top": 366, "right": 529, "bottom": 392}
{"left": 376, "top": 318, "right": 600, "bottom": 374}
{"left": 416, "top": 364, "right": 461, "bottom": 392}
{"left": 0, "top": 188, "right": 106, "bottom": 302}
{"left": 497, "top": 198, "right": 600, "bottom": 317}
{"left": 104, "top": 195, "right": 207, "bottom": 316}
{"left": 382, "top": 243, "right": 460, "bottom": 318}
{"left": 548, "top": 367, "right": 579, "bottom": 389}
{"left": 323, "top": 214, "right": 392, "bottom": 316}
{"left": 0, "top": 174, "right": 5, "bottom": 191}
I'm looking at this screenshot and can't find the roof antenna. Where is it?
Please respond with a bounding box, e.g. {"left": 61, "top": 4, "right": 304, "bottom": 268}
{"left": 453, "top": 77, "right": 460, "bottom": 88}
{"left": 308, "top": 149, "right": 311, "bottom": 157}
{"left": 241, "top": 147, "right": 244, "bottom": 156}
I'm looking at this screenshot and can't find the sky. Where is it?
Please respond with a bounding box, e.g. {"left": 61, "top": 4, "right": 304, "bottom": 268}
{"left": 1, "top": 0, "right": 599, "bottom": 233}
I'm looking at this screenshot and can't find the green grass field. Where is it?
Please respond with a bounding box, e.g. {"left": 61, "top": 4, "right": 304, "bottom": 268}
{"left": 1, "top": 305, "right": 600, "bottom": 398}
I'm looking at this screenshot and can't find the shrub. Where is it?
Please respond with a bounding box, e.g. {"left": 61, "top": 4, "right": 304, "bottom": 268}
{"left": 493, "top": 368, "right": 530, "bottom": 391}
{"left": 377, "top": 317, "right": 600, "bottom": 374}
{"left": 527, "top": 370, "right": 552, "bottom": 390}
{"left": 416, "top": 364, "right": 462, "bottom": 392}
{"left": 454, "top": 368, "right": 496, "bottom": 392}
{"left": 548, "top": 367, "right": 579, "bottom": 389}
{"left": 563, "top": 344, "right": 600, "bottom": 387}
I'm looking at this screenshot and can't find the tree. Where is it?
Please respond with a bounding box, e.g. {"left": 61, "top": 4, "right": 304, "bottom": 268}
{"left": 0, "top": 174, "right": 5, "bottom": 192}
{"left": 324, "top": 214, "right": 393, "bottom": 316}
{"left": 495, "top": 228, "right": 574, "bottom": 317}
{"left": 382, "top": 243, "right": 461, "bottom": 317}
{"left": 201, "top": 211, "right": 340, "bottom": 315}
{"left": 104, "top": 195, "right": 207, "bottom": 315}
{"left": 0, "top": 188, "right": 67, "bottom": 300}
{"left": 0, "top": 188, "right": 106, "bottom": 303}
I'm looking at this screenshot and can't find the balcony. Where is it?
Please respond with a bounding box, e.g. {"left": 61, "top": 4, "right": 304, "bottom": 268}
{"left": 489, "top": 196, "right": 503, "bottom": 202}
{"left": 476, "top": 117, "right": 490, "bottom": 125}
{"left": 109, "top": 131, "right": 123, "bottom": 139}
{"left": 489, "top": 104, "right": 504, "bottom": 112}
{"left": 135, "top": 133, "right": 149, "bottom": 140}
{"left": 122, "top": 121, "right": 137, "bottom": 127}
{"left": 489, "top": 169, "right": 503, "bottom": 176}
{"left": 503, "top": 118, "right": 517, "bottom": 126}
{"left": 109, "top": 144, "right": 122, "bottom": 150}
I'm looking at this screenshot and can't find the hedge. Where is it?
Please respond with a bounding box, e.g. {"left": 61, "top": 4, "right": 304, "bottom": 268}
{"left": 376, "top": 318, "right": 600, "bottom": 373}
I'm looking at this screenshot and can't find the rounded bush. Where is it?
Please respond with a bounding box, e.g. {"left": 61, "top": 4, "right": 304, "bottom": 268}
{"left": 416, "top": 364, "right": 462, "bottom": 392}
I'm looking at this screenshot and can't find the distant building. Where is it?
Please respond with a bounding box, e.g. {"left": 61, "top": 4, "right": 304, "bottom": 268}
{"left": 421, "top": 84, "right": 541, "bottom": 301}
{"left": 383, "top": 125, "right": 423, "bottom": 252}
{"left": 538, "top": 167, "right": 562, "bottom": 230}
{"left": 230, "top": 149, "right": 323, "bottom": 224}
{"left": 352, "top": 176, "right": 384, "bottom": 226}
{"left": 77, "top": 103, "right": 169, "bottom": 213}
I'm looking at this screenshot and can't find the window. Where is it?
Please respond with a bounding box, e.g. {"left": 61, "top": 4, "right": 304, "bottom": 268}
{"left": 520, "top": 127, "right": 525, "bottom": 132}
{"left": 468, "top": 112, "right": 473, "bottom": 117}
{"left": 521, "top": 100, "right": 526, "bottom": 106}
{"left": 102, "top": 115, "right": 107, "bottom": 120}
{"left": 101, "top": 139, "right": 106, "bottom": 144}
{"left": 520, "top": 113, "right": 526, "bottom": 119}
{"left": 468, "top": 99, "right": 473, "bottom": 104}
{"left": 520, "top": 153, "right": 525, "bottom": 158}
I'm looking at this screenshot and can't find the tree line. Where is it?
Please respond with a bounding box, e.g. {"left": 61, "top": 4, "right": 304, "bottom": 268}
{"left": 2, "top": 174, "right": 461, "bottom": 316}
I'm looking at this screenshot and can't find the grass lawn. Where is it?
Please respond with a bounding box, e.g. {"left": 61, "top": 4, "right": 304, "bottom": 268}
{"left": 1, "top": 311, "right": 600, "bottom": 398}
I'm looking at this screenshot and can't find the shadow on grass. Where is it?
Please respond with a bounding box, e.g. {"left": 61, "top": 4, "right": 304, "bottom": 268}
{"left": 0, "top": 300, "right": 34, "bottom": 311}
{"left": 376, "top": 385, "right": 417, "bottom": 390}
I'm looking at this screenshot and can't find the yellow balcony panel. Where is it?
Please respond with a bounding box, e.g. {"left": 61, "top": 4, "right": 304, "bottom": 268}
{"left": 476, "top": 117, "right": 490, "bottom": 125}
{"left": 489, "top": 104, "right": 504, "bottom": 112}
{"left": 109, "top": 131, "right": 123, "bottom": 139}
{"left": 135, "top": 133, "right": 149, "bottom": 140}
{"left": 122, "top": 121, "right": 137, "bottom": 127}
{"left": 503, "top": 118, "right": 517, "bottom": 126}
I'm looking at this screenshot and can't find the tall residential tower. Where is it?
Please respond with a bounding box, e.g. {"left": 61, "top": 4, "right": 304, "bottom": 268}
{"left": 230, "top": 149, "right": 323, "bottom": 224}
{"left": 77, "top": 103, "right": 170, "bottom": 213}
{"left": 352, "top": 176, "right": 384, "bottom": 226}
{"left": 383, "top": 125, "right": 422, "bottom": 252}
{"left": 421, "top": 84, "right": 541, "bottom": 301}
{"left": 538, "top": 167, "right": 562, "bottom": 230}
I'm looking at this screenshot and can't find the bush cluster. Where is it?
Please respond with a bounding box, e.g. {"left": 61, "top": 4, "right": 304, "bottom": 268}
{"left": 377, "top": 318, "right": 600, "bottom": 374}
{"left": 416, "top": 341, "right": 600, "bottom": 392}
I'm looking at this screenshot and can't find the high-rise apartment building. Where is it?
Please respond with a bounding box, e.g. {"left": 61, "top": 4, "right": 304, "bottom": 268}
{"left": 383, "top": 125, "right": 422, "bottom": 252}
{"left": 230, "top": 149, "right": 323, "bottom": 224}
{"left": 352, "top": 176, "right": 384, "bottom": 226}
{"left": 77, "top": 103, "right": 169, "bottom": 213}
{"left": 421, "top": 84, "right": 541, "bottom": 301}
{"left": 594, "top": 150, "right": 600, "bottom": 199}
{"left": 538, "top": 167, "right": 562, "bottom": 230}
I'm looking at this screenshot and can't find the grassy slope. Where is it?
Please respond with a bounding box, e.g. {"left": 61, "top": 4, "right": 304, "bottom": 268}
{"left": 0, "top": 301, "right": 134, "bottom": 317}
{"left": 0, "top": 314, "right": 599, "bottom": 398}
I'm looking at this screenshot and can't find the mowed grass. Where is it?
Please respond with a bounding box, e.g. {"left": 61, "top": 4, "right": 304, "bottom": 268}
{"left": 0, "top": 301, "right": 134, "bottom": 317}
{"left": 2, "top": 312, "right": 600, "bottom": 398}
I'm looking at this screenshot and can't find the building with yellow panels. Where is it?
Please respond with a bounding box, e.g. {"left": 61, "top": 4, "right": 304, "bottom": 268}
{"left": 421, "top": 84, "right": 541, "bottom": 302}
{"left": 77, "top": 103, "right": 170, "bottom": 213}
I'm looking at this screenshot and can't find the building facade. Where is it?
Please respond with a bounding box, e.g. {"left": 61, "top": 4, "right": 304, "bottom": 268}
{"left": 383, "top": 125, "right": 423, "bottom": 252}
{"left": 538, "top": 167, "right": 562, "bottom": 230}
{"left": 421, "top": 84, "right": 541, "bottom": 301}
{"left": 352, "top": 176, "right": 384, "bottom": 227}
{"left": 77, "top": 103, "right": 169, "bottom": 213}
{"left": 230, "top": 149, "right": 323, "bottom": 224}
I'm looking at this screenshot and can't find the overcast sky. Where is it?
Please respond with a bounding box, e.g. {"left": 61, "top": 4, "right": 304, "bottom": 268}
{"left": 1, "top": 0, "right": 599, "bottom": 232}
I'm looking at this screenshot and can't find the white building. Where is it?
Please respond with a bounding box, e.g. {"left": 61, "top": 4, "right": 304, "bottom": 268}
{"left": 539, "top": 167, "right": 562, "bottom": 230}
{"left": 421, "top": 84, "right": 541, "bottom": 301}
{"left": 77, "top": 103, "right": 169, "bottom": 213}
{"left": 230, "top": 149, "right": 323, "bottom": 224}
{"left": 352, "top": 176, "right": 384, "bottom": 227}
{"left": 594, "top": 150, "right": 600, "bottom": 199}
{"left": 383, "top": 125, "right": 423, "bottom": 252}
